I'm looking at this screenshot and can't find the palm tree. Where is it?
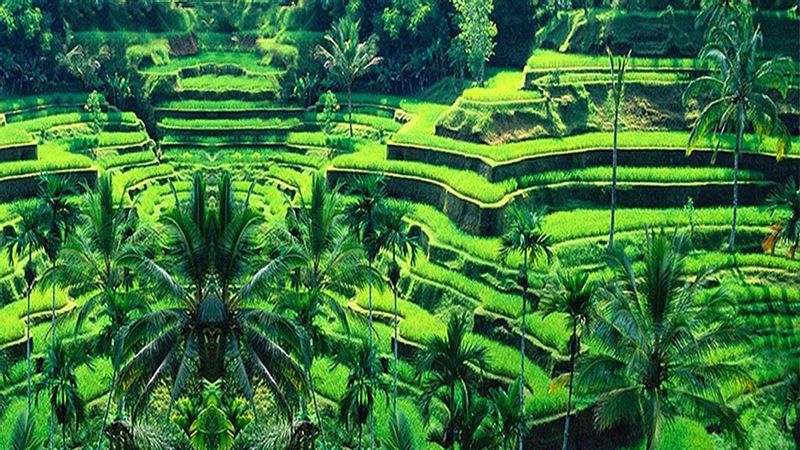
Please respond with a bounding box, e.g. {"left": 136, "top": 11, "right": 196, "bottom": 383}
{"left": 58, "top": 173, "right": 147, "bottom": 449}
{"left": 375, "top": 205, "right": 420, "bottom": 416}
{"left": 781, "top": 369, "right": 800, "bottom": 447}
{"left": 763, "top": 179, "right": 800, "bottom": 258}
{"left": 2, "top": 206, "right": 47, "bottom": 416}
{"left": 345, "top": 174, "right": 387, "bottom": 450}
{"left": 684, "top": 7, "right": 793, "bottom": 252}
{"left": 118, "top": 173, "right": 307, "bottom": 417}
{"left": 332, "top": 339, "right": 388, "bottom": 450}
{"left": 579, "top": 231, "right": 749, "bottom": 450}
{"left": 607, "top": 48, "right": 631, "bottom": 250}
{"left": 417, "top": 312, "right": 487, "bottom": 446}
{"left": 383, "top": 408, "right": 417, "bottom": 450}
{"left": 280, "top": 173, "right": 368, "bottom": 449}
{"left": 499, "top": 200, "right": 551, "bottom": 450}
{"left": 37, "top": 175, "right": 78, "bottom": 450}
{"left": 9, "top": 410, "right": 43, "bottom": 450}
{"left": 540, "top": 270, "right": 598, "bottom": 450}
{"left": 36, "top": 339, "right": 91, "bottom": 450}
{"left": 316, "top": 16, "right": 383, "bottom": 137}
{"left": 489, "top": 381, "right": 524, "bottom": 450}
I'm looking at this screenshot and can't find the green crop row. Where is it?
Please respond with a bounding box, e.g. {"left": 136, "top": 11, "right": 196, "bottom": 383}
{"left": 115, "top": 164, "right": 174, "bottom": 190}
{"left": 179, "top": 74, "right": 280, "bottom": 93}
{"left": 526, "top": 49, "right": 704, "bottom": 71}
{"left": 140, "top": 51, "right": 283, "bottom": 75}
{"left": 0, "top": 143, "right": 92, "bottom": 180}
{"left": 167, "top": 147, "right": 326, "bottom": 169}
{"left": 350, "top": 286, "right": 566, "bottom": 418}
{"left": 160, "top": 116, "right": 304, "bottom": 129}
{"left": 0, "top": 288, "right": 70, "bottom": 345}
{"left": 156, "top": 99, "right": 286, "bottom": 110}
{"left": 98, "top": 151, "right": 156, "bottom": 170}
{"left": 393, "top": 129, "right": 799, "bottom": 163}
{"left": 161, "top": 130, "right": 331, "bottom": 148}
{"left": 532, "top": 71, "right": 694, "bottom": 85}
{"left": 13, "top": 111, "right": 140, "bottom": 133}
{"left": 0, "top": 127, "right": 34, "bottom": 146}
{"left": 0, "top": 92, "right": 96, "bottom": 114}
{"left": 520, "top": 166, "right": 764, "bottom": 186}
{"left": 333, "top": 144, "right": 514, "bottom": 204}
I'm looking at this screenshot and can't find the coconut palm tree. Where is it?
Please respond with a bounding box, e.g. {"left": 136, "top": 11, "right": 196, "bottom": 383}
{"left": 2, "top": 206, "right": 47, "bottom": 416}
{"left": 763, "top": 179, "right": 800, "bottom": 258}
{"left": 316, "top": 16, "right": 382, "bottom": 137}
{"left": 332, "top": 338, "right": 388, "bottom": 450}
{"left": 540, "top": 270, "right": 598, "bottom": 450}
{"left": 37, "top": 175, "right": 78, "bottom": 450}
{"left": 579, "top": 231, "right": 749, "bottom": 450}
{"left": 118, "top": 173, "right": 307, "bottom": 417}
{"left": 375, "top": 205, "right": 420, "bottom": 416}
{"left": 280, "top": 173, "right": 368, "bottom": 449}
{"left": 345, "top": 174, "right": 387, "bottom": 450}
{"left": 607, "top": 48, "right": 631, "bottom": 250}
{"left": 36, "top": 339, "right": 91, "bottom": 450}
{"left": 417, "top": 312, "right": 487, "bottom": 446}
{"left": 684, "top": 7, "right": 793, "bottom": 252}
{"left": 57, "top": 173, "right": 148, "bottom": 449}
{"left": 9, "top": 410, "right": 43, "bottom": 450}
{"left": 489, "top": 381, "right": 524, "bottom": 450}
{"left": 499, "top": 200, "right": 551, "bottom": 450}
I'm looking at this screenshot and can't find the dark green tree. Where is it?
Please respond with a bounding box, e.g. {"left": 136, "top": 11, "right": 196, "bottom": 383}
{"left": 118, "top": 173, "right": 307, "bottom": 417}
{"left": 684, "top": 7, "right": 793, "bottom": 252}
{"left": 540, "top": 270, "right": 598, "bottom": 450}
{"left": 580, "top": 232, "right": 749, "bottom": 450}
{"left": 499, "top": 201, "right": 551, "bottom": 450}
{"left": 316, "top": 17, "right": 382, "bottom": 137}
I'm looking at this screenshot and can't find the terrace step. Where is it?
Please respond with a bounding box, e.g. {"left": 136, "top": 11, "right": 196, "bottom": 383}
{"left": 0, "top": 168, "right": 97, "bottom": 203}
{"left": 0, "top": 141, "right": 37, "bottom": 163}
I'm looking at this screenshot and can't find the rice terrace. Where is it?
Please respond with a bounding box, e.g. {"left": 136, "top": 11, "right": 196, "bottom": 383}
{"left": 0, "top": 0, "right": 798, "bottom": 449}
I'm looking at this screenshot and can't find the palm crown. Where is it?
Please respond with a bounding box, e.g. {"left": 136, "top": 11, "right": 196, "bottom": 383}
{"left": 118, "top": 173, "right": 307, "bottom": 416}
{"left": 580, "top": 232, "right": 749, "bottom": 449}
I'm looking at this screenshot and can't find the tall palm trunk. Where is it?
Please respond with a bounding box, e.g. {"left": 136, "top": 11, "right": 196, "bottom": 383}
{"left": 50, "top": 261, "right": 56, "bottom": 450}
{"left": 562, "top": 320, "right": 578, "bottom": 450}
{"left": 609, "top": 96, "right": 620, "bottom": 250}
{"left": 25, "top": 249, "right": 32, "bottom": 416}
{"left": 367, "top": 258, "right": 375, "bottom": 450}
{"left": 392, "top": 248, "right": 399, "bottom": 417}
{"left": 518, "top": 250, "right": 528, "bottom": 450}
{"left": 96, "top": 367, "right": 117, "bottom": 450}
{"left": 729, "top": 102, "right": 744, "bottom": 252}
{"left": 348, "top": 84, "right": 354, "bottom": 138}
{"left": 308, "top": 371, "right": 329, "bottom": 450}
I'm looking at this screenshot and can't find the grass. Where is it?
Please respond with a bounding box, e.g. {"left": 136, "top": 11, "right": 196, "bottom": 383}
{"left": 166, "top": 147, "right": 326, "bottom": 169}
{"left": 97, "top": 151, "right": 156, "bottom": 170}
{"left": 0, "top": 127, "right": 34, "bottom": 146}
{"left": 520, "top": 166, "right": 765, "bottom": 186}
{"left": 526, "top": 49, "right": 704, "bottom": 72}
{"left": 333, "top": 143, "right": 514, "bottom": 204}
{"left": 460, "top": 69, "right": 542, "bottom": 102}
{"left": 160, "top": 116, "right": 304, "bottom": 130}
{"left": 156, "top": 99, "right": 289, "bottom": 110}
{"left": 0, "top": 288, "right": 70, "bottom": 345}
{"left": 393, "top": 129, "right": 800, "bottom": 163}
{"left": 532, "top": 70, "right": 694, "bottom": 85}
{"left": 350, "top": 286, "right": 566, "bottom": 418}
{"left": 0, "top": 143, "right": 92, "bottom": 180}
{"left": 140, "top": 51, "right": 283, "bottom": 75}
{"left": 0, "top": 92, "right": 95, "bottom": 113}
{"left": 179, "top": 74, "right": 280, "bottom": 93}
